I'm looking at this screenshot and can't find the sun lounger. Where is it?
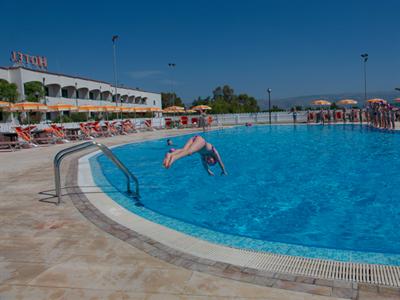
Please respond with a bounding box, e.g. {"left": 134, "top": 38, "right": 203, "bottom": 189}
{"left": 353, "top": 111, "right": 359, "bottom": 122}
{"left": 121, "top": 120, "right": 137, "bottom": 134}
{"left": 0, "top": 133, "right": 22, "bottom": 151}
{"left": 335, "top": 111, "right": 343, "bottom": 122}
{"left": 143, "top": 119, "right": 155, "bottom": 131}
{"left": 15, "top": 126, "right": 56, "bottom": 146}
{"left": 307, "top": 112, "right": 315, "bottom": 123}
{"left": 104, "top": 121, "right": 119, "bottom": 136}
{"left": 180, "top": 116, "right": 188, "bottom": 128}
{"left": 207, "top": 116, "right": 213, "bottom": 128}
{"left": 165, "top": 118, "right": 172, "bottom": 128}
{"left": 79, "top": 123, "right": 95, "bottom": 140}
{"left": 191, "top": 117, "right": 199, "bottom": 127}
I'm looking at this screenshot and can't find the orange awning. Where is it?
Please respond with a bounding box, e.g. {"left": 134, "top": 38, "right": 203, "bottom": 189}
{"left": 0, "top": 100, "right": 13, "bottom": 108}
{"left": 78, "top": 105, "right": 104, "bottom": 112}
{"left": 47, "top": 104, "right": 78, "bottom": 112}
{"left": 13, "top": 102, "right": 48, "bottom": 111}
{"left": 146, "top": 107, "right": 162, "bottom": 112}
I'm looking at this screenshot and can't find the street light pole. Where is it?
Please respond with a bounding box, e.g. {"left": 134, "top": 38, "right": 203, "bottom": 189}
{"left": 168, "top": 63, "right": 176, "bottom": 119}
{"left": 42, "top": 77, "right": 46, "bottom": 105}
{"left": 112, "top": 35, "right": 119, "bottom": 109}
{"left": 75, "top": 82, "right": 78, "bottom": 107}
{"left": 361, "top": 53, "right": 368, "bottom": 103}
{"left": 267, "top": 88, "right": 272, "bottom": 125}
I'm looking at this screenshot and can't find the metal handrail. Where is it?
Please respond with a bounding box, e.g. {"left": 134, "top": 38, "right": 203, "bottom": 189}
{"left": 54, "top": 141, "right": 139, "bottom": 205}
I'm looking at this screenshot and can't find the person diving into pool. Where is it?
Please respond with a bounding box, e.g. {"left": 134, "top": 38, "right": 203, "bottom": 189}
{"left": 163, "top": 135, "right": 227, "bottom": 176}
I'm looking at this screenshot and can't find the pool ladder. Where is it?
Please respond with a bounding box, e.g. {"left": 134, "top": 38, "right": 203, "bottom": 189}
{"left": 54, "top": 141, "right": 140, "bottom": 205}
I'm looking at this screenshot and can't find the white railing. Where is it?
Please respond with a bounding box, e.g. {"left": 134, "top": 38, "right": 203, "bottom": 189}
{"left": 211, "top": 112, "right": 307, "bottom": 125}
{"left": 0, "top": 112, "right": 306, "bottom": 132}
{"left": 44, "top": 96, "right": 150, "bottom": 108}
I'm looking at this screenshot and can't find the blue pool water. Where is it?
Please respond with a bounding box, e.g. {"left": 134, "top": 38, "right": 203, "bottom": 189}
{"left": 91, "top": 125, "right": 400, "bottom": 264}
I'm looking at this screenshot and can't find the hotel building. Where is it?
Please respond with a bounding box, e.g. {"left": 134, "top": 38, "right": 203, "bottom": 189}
{"left": 0, "top": 66, "right": 162, "bottom": 109}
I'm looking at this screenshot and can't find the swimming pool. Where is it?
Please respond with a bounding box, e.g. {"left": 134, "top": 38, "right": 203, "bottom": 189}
{"left": 89, "top": 125, "right": 400, "bottom": 265}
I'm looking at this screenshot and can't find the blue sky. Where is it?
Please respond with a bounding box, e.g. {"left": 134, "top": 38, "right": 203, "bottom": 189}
{"left": 1, "top": 0, "right": 400, "bottom": 103}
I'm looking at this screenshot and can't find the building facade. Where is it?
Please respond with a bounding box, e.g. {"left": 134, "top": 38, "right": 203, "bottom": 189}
{"left": 0, "top": 66, "right": 161, "bottom": 108}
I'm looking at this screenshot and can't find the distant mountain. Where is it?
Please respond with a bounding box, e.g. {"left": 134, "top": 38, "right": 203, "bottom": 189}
{"left": 258, "top": 91, "right": 400, "bottom": 109}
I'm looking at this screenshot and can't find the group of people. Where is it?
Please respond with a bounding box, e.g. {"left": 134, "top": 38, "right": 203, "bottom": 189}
{"left": 366, "top": 102, "right": 399, "bottom": 130}
{"left": 308, "top": 108, "right": 365, "bottom": 124}
{"left": 307, "top": 105, "right": 399, "bottom": 130}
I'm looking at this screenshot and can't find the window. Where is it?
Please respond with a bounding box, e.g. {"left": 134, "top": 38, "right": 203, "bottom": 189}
{"left": 89, "top": 91, "right": 95, "bottom": 100}
{"left": 61, "top": 89, "right": 68, "bottom": 98}
{"left": 44, "top": 86, "right": 49, "bottom": 96}
{"left": 153, "top": 100, "right": 156, "bottom": 106}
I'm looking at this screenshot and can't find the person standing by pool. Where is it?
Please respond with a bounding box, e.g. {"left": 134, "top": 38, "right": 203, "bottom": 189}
{"left": 163, "top": 135, "right": 227, "bottom": 176}
{"left": 199, "top": 110, "right": 207, "bottom": 132}
{"left": 289, "top": 107, "right": 297, "bottom": 124}
{"left": 342, "top": 107, "right": 346, "bottom": 123}
{"left": 390, "top": 107, "right": 395, "bottom": 129}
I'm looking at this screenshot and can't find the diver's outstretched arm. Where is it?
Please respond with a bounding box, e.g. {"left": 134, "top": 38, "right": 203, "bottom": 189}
{"left": 213, "top": 148, "right": 227, "bottom": 175}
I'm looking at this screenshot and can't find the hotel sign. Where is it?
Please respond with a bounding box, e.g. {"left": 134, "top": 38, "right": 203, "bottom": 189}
{"left": 11, "top": 51, "right": 48, "bottom": 70}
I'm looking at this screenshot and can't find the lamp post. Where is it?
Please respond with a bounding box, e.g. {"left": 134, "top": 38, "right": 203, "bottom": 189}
{"left": 42, "top": 77, "right": 46, "bottom": 105}
{"left": 112, "top": 35, "right": 119, "bottom": 108}
{"left": 168, "top": 63, "right": 176, "bottom": 119}
{"left": 75, "top": 82, "right": 78, "bottom": 107}
{"left": 267, "top": 88, "right": 272, "bottom": 125}
{"left": 361, "top": 53, "right": 368, "bottom": 103}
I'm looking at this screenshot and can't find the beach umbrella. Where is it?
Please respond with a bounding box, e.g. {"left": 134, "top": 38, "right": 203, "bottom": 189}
{"left": 100, "top": 105, "right": 121, "bottom": 120}
{"left": 145, "top": 107, "right": 162, "bottom": 118}
{"left": 101, "top": 105, "right": 121, "bottom": 112}
{"left": 367, "top": 98, "right": 387, "bottom": 104}
{"left": 13, "top": 102, "right": 48, "bottom": 111}
{"left": 337, "top": 99, "right": 358, "bottom": 106}
{"left": 12, "top": 102, "right": 48, "bottom": 125}
{"left": 0, "top": 100, "right": 12, "bottom": 108}
{"left": 192, "top": 105, "right": 212, "bottom": 111}
{"left": 120, "top": 107, "right": 134, "bottom": 113}
{"left": 131, "top": 107, "right": 147, "bottom": 113}
{"left": 78, "top": 105, "right": 104, "bottom": 120}
{"left": 311, "top": 100, "right": 331, "bottom": 106}
{"left": 47, "top": 104, "right": 78, "bottom": 125}
{"left": 164, "top": 105, "right": 185, "bottom": 112}
{"left": 0, "top": 101, "right": 16, "bottom": 124}
{"left": 393, "top": 98, "right": 400, "bottom": 103}
{"left": 185, "top": 109, "right": 197, "bottom": 114}
{"left": 146, "top": 107, "right": 162, "bottom": 112}
{"left": 47, "top": 104, "right": 78, "bottom": 112}
{"left": 77, "top": 105, "right": 101, "bottom": 112}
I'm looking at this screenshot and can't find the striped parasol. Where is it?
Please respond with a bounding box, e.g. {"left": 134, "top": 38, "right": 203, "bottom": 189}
{"left": 337, "top": 99, "right": 358, "bottom": 106}
{"left": 311, "top": 100, "right": 331, "bottom": 106}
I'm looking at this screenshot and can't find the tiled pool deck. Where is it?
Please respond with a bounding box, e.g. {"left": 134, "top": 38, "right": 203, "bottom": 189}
{"left": 0, "top": 126, "right": 399, "bottom": 299}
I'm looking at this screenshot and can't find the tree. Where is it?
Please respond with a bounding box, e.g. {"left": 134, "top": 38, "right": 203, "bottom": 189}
{"left": 0, "top": 79, "right": 19, "bottom": 102}
{"left": 330, "top": 102, "right": 338, "bottom": 109}
{"left": 161, "top": 92, "right": 184, "bottom": 108}
{"left": 24, "top": 81, "right": 45, "bottom": 102}
{"left": 192, "top": 85, "right": 260, "bottom": 114}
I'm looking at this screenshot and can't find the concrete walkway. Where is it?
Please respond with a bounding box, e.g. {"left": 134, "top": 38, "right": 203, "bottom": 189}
{"left": 0, "top": 129, "right": 396, "bottom": 299}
